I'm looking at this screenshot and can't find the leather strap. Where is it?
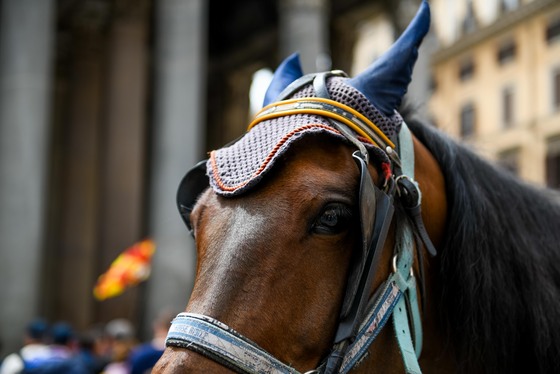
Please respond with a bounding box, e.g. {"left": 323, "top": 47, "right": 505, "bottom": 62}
{"left": 313, "top": 72, "right": 331, "bottom": 99}
{"left": 399, "top": 123, "right": 415, "bottom": 176}
{"left": 275, "top": 71, "right": 346, "bottom": 103}
{"left": 392, "top": 123, "right": 424, "bottom": 373}
{"left": 393, "top": 297, "right": 422, "bottom": 374}
{"left": 249, "top": 98, "right": 396, "bottom": 154}
{"left": 407, "top": 274, "right": 423, "bottom": 357}
{"left": 338, "top": 281, "right": 401, "bottom": 373}
{"left": 391, "top": 224, "right": 423, "bottom": 374}
{"left": 397, "top": 123, "right": 436, "bottom": 257}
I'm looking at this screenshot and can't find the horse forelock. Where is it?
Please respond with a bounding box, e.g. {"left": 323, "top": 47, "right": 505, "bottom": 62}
{"left": 207, "top": 77, "right": 401, "bottom": 197}
{"left": 404, "top": 109, "right": 560, "bottom": 374}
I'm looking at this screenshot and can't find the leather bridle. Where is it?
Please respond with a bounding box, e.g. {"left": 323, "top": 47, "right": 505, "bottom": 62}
{"left": 169, "top": 72, "right": 437, "bottom": 374}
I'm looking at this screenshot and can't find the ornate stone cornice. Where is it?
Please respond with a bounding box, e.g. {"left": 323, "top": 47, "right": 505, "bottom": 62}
{"left": 432, "top": 0, "right": 560, "bottom": 63}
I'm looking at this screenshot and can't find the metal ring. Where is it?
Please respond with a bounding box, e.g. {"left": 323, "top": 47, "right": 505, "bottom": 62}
{"left": 393, "top": 254, "right": 415, "bottom": 278}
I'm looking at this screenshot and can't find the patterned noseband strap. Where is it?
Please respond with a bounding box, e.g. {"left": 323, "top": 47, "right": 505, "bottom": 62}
{"left": 166, "top": 313, "right": 301, "bottom": 374}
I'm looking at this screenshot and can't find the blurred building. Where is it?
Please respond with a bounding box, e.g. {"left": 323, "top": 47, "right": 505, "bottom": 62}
{"left": 351, "top": 0, "right": 560, "bottom": 188}
{"left": 12, "top": 0, "right": 560, "bottom": 358}
{"left": 1, "top": 0, "right": 413, "bottom": 358}
{"left": 0, "top": 0, "right": 206, "bottom": 357}
{"left": 8, "top": 0, "right": 554, "bottom": 358}
{"left": 429, "top": 0, "right": 560, "bottom": 187}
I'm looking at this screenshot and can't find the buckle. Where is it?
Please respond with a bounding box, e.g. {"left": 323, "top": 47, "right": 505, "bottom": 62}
{"left": 395, "top": 175, "right": 421, "bottom": 209}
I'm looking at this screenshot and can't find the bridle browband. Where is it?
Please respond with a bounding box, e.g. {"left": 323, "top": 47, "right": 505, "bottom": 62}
{"left": 169, "top": 71, "right": 437, "bottom": 374}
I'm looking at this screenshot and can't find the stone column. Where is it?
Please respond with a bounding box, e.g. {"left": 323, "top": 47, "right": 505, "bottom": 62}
{"left": 223, "top": 68, "right": 255, "bottom": 144}
{"left": 95, "top": 1, "right": 149, "bottom": 326}
{"left": 0, "top": 0, "right": 55, "bottom": 356}
{"left": 144, "top": 0, "right": 207, "bottom": 334}
{"left": 53, "top": 18, "right": 106, "bottom": 331}
{"left": 279, "top": 0, "right": 330, "bottom": 73}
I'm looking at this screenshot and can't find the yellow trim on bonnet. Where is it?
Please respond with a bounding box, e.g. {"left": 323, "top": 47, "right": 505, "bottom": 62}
{"left": 248, "top": 97, "right": 395, "bottom": 149}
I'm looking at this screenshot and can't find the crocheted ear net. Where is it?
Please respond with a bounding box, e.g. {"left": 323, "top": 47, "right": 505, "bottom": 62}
{"left": 207, "top": 76, "right": 402, "bottom": 196}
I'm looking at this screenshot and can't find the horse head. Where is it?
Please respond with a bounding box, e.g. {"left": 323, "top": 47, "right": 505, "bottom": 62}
{"left": 154, "top": 1, "right": 451, "bottom": 372}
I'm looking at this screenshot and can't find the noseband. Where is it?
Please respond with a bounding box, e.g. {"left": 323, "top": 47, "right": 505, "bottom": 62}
{"left": 169, "top": 72, "right": 436, "bottom": 374}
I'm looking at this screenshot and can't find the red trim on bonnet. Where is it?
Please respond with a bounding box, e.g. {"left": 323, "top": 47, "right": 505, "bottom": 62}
{"left": 381, "top": 162, "right": 392, "bottom": 180}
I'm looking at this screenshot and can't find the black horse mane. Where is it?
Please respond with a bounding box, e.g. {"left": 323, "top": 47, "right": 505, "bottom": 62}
{"left": 401, "top": 108, "right": 560, "bottom": 373}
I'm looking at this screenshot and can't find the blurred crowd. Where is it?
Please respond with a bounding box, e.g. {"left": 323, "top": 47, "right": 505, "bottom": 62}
{"left": 0, "top": 310, "right": 175, "bottom": 374}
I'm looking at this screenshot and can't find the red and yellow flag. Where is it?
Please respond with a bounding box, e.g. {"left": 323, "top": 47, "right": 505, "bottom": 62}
{"left": 93, "top": 239, "right": 156, "bottom": 300}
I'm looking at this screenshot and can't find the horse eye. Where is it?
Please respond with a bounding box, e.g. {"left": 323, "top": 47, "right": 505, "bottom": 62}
{"left": 322, "top": 209, "right": 339, "bottom": 226}
{"left": 313, "top": 204, "right": 353, "bottom": 235}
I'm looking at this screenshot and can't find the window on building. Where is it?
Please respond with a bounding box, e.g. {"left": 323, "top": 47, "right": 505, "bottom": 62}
{"left": 497, "top": 39, "right": 516, "bottom": 65}
{"left": 546, "top": 17, "right": 560, "bottom": 44}
{"left": 459, "top": 58, "right": 475, "bottom": 81}
{"left": 502, "top": 87, "right": 514, "bottom": 128}
{"left": 546, "top": 137, "right": 560, "bottom": 189}
{"left": 460, "top": 103, "right": 476, "bottom": 138}
{"left": 428, "top": 116, "right": 438, "bottom": 128}
{"left": 428, "top": 74, "right": 437, "bottom": 93}
{"left": 500, "top": 0, "right": 519, "bottom": 13}
{"left": 553, "top": 69, "right": 560, "bottom": 111}
{"left": 462, "top": 0, "right": 478, "bottom": 35}
{"left": 498, "top": 148, "right": 520, "bottom": 176}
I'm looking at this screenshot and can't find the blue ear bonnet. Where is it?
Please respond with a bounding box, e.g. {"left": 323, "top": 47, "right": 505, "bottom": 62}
{"left": 347, "top": 0, "right": 430, "bottom": 116}
{"left": 263, "top": 0, "right": 430, "bottom": 116}
{"left": 206, "top": 1, "right": 430, "bottom": 196}
{"left": 262, "top": 52, "right": 304, "bottom": 107}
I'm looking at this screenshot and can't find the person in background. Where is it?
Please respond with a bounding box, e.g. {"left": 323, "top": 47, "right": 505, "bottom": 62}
{"left": 72, "top": 329, "right": 108, "bottom": 374}
{"left": 0, "top": 319, "right": 51, "bottom": 374}
{"left": 48, "top": 322, "right": 74, "bottom": 359}
{"left": 102, "top": 319, "right": 136, "bottom": 374}
{"left": 128, "top": 310, "right": 175, "bottom": 374}
{"left": 87, "top": 324, "right": 112, "bottom": 370}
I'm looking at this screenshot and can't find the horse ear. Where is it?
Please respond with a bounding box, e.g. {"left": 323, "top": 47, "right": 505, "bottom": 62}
{"left": 347, "top": 0, "right": 430, "bottom": 116}
{"left": 262, "top": 52, "right": 304, "bottom": 107}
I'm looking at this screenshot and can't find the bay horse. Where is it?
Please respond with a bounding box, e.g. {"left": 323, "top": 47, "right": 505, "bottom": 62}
{"left": 154, "top": 1, "right": 560, "bottom": 373}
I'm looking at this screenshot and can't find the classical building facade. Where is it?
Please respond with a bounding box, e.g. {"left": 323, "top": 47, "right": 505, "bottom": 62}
{"left": 2, "top": 0, "right": 403, "bottom": 358}
{"left": 9, "top": 0, "right": 553, "bottom": 358}
{"left": 0, "top": 0, "right": 207, "bottom": 356}
{"left": 429, "top": 0, "right": 560, "bottom": 187}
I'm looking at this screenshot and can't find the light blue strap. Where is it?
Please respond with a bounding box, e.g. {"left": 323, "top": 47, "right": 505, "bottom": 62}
{"left": 393, "top": 296, "right": 421, "bottom": 374}
{"left": 407, "top": 275, "right": 423, "bottom": 357}
{"left": 399, "top": 122, "right": 415, "bottom": 177}
{"left": 391, "top": 223, "right": 423, "bottom": 374}
{"left": 391, "top": 122, "right": 423, "bottom": 373}
{"left": 399, "top": 121, "right": 423, "bottom": 358}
